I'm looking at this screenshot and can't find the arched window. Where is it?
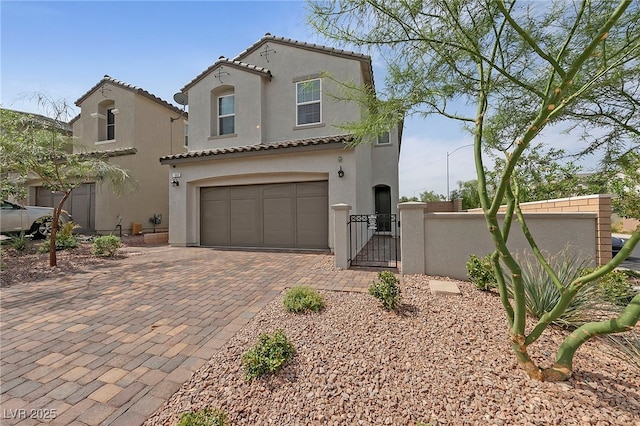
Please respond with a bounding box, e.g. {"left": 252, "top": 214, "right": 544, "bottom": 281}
{"left": 97, "top": 100, "right": 116, "bottom": 141}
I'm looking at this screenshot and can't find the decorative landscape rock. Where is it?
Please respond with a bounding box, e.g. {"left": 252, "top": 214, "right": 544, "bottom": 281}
{"left": 145, "top": 276, "right": 640, "bottom": 425}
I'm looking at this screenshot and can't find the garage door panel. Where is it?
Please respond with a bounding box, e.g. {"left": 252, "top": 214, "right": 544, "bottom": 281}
{"left": 263, "top": 184, "right": 295, "bottom": 198}
{"left": 297, "top": 195, "right": 328, "bottom": 248}
{"left": 264, "top": 198, "right": 295, "bottom": 247}
{"left": 230, "top": 199, "right": 260, "bottom": 246}
{"left": 296, "top": 181, "right": 328, "bottom": 197}
{"left": 201, "top": 199, "right": 229, "bottom": 246}
{"left": 230, "top": 186, "right": 260, "bottom": 199}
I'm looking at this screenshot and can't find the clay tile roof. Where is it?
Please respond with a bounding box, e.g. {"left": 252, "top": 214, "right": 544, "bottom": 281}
{"left": 160, "top": 134, "right": 354, "bottom": 164}
{"left": 75, "top": 75, "right": 185, "bottom": 116}
{"left": 78, "top": 147, "right": 138, "bottom": 159}
{"left": 235, "top": 33, "right": 370, "bottom": 62}
{"left": 181, "top": 58, "right": 272, "bottom": 92}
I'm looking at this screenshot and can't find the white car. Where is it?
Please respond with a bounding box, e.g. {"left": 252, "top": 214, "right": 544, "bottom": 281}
{"left": 1, "top": 200, "right": 72, "bottom": 238}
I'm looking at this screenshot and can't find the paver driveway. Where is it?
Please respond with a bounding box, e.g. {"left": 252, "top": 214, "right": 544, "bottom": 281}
{"left": 0, "top": 246, "right": 378, "bottom": 425}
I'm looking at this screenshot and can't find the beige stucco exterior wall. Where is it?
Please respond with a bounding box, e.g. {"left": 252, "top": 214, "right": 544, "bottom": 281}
{"left": 186, "top": 43, "right": 367, "bottom": 151}
{"left": 66, "top": 84, "right": 186, "bottom": 234}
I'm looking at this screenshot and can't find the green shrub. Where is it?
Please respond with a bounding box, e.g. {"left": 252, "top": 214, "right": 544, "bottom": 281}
{"left": 38, "top": 222, "right": 79, "bottom": 253}
{"left": 512, "top": 252, "right": 606, "bottom": 327}
{"left": 582, "top": 267, "right": 637, "bottom": 306}
{"left": 611, "top": 220, "right": 624, "bottom": 233}
{"left": 11, "top": 231, "right": 28, "bottom": 251}
{"left": 242, "top": 329, "right": 295, "bottom": 381}
{"left": 283, "top": 286, "right": 325, "bottom": 313}
{"left": 369, "top": 270, "right": 401, "bottom": 310}
{"left": 178, "top": 407, "right": 231, "bottom": 426}
{"left": 92, "top": 235, "right": 122, "bottom": 257}
{"left": 466, "top": 254, "right": 497, "bottom": 291}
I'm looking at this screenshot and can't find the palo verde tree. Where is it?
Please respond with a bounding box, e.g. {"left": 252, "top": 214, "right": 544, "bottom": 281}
{"left": 0, "top": 96, "right": 132, "bottom": 267}
{"left": 309, "top": 0, "right": 640, "bottom": 381}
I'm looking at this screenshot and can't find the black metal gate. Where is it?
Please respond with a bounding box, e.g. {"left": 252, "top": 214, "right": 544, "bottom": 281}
{"left": 348, "top": 214, "right": 399, "bottom": 268}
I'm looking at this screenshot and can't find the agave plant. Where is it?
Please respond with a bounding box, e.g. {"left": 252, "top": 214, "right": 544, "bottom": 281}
{"left": 509, "top": 249, "right": 618, "bottom": 328}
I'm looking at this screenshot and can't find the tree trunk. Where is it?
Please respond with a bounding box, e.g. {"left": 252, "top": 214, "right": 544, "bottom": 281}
{"left": 49, "top": 190, "right": 72, "bottom": 267}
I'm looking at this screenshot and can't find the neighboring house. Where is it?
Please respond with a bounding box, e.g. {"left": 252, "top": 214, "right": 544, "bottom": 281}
{"left": 25, "top": 75, "right": 188, "bottom": 234}
{"left": 160, "top": 34, "right": 401, "bottom": 250}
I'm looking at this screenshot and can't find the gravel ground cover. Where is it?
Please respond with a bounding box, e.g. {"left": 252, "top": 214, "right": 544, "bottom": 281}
{"left": 146, "top": 276, "right": 640, "bottom": 426}
{"left": 0, "top": 235, "right": 144, "bottom": 287}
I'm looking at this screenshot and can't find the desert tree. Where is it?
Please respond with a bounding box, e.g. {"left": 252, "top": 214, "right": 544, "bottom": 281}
{"left": 0, "top": 95, "right": 132, "bottom": 266}
{"left": 309, "top": 0, "right": 640, "bottom": 380}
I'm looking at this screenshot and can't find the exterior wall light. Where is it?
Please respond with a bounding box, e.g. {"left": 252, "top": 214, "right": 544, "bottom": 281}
{"left": 338, "top": 166, "right": 345, "bottom": 178}
{"left": 171, "top": 178, "right": 180, "bottom": 187}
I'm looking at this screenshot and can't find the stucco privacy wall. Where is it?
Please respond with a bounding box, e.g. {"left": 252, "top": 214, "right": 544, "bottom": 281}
{"left": 468, "top": 194, "right": 613, "bottom": 265}
{"left": 398, "top": 202, "right": 598, "bottom": 281}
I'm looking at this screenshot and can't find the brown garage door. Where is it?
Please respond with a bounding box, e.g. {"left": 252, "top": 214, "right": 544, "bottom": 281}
{"left": 36, "top": 184, "right": 95, "bottom": 232}
{"left": 200, "top": 181, "right": 328, "bottom": 249}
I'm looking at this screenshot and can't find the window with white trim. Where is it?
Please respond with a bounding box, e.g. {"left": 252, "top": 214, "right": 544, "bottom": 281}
{"left": 376, "top": 131, "right": 390, "bottom": 145}
{"left": 218, "top": 94, "right": 235, "bottom": 135}
{"left": 184, "top": 121, "right": 189, "bottom": 146}
{"left": 97, "top": 100, "right": 116, "bottom": 142}
{"left": 106, "top": 108, "right": 115, "bottom": 140}
{"left": 296, "top": 79, "right": 321, "bottom": 126}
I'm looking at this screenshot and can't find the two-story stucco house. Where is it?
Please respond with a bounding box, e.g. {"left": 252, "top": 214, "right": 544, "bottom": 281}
{"left": 160, "top": 34, "right": 400, "bottom": 250}
{"left": 27, "top": 75, "right": 187, "bottom": 234}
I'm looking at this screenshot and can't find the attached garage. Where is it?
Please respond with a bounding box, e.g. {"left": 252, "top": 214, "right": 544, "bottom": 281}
{"left": 35, "top": 183, "right": 96, "bottom": 232}
{"left": 200, "top": 181, "right": 328, "bottom": 249}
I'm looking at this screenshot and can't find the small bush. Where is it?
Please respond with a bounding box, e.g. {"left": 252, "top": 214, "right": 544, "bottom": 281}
{"left": 582, "top": 267, "right": 637, "bottom": 306}
{"left": 283, "top": 286, "right": 325, "bottom": 313}
{"left": 242, "top": 329, "right": 296, "bottom": 381}
{"left": 11, "top": 231, "right": 28, "bottom": 252}
{"left": 611, "top": 220, "right": 624, "bottom": 233}
{"left": 369, "top": 270, "right": 401, "bottom": 310}
{"left": 466, "top": 254, "right": 497, "bottom": 291}
{"left": 38, "top": 222, "right": 79, "bottom": 253}
{"left": 92, "top": 235, "right": 121, "bottom": 257}
{"left": 178, "top": 407, "right": 230, "bottom": 426}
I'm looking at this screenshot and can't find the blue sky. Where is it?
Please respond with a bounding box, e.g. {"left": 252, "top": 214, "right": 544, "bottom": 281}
{"left": 1, "top": 1, "right": 495, "bottom": 198}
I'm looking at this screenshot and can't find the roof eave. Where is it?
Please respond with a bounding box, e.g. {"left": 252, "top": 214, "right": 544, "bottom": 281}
{"left": 160, "top": 140, "right": 352, "bottom": 166}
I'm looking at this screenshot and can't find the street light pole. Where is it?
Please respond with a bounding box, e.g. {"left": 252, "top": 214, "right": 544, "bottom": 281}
{"left": 446, "top": 143, "right": 474, "bottom": 201}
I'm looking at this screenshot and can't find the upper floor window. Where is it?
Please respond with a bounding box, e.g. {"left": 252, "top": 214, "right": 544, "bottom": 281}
{"left": 376, "top": 131, "right": 390, "bottom": 145}
{"left": 96, "top": 100, "right": 116, "bottom": 142}
{"left": 184, "top": 122, "right": 189, "bottom": 147}
{"left": 296, "top": 79, "right": 321, "bottom": 126}
{"left": 218, "top": 94, "right": 235, "bottom": 135}
{"left": 106, "top": 108, "right": 115, "bottom": 140}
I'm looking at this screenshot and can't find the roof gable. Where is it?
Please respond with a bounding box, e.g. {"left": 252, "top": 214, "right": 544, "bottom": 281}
{"left": 181, "top": 58, "right": 272, "bottom": 92}
{"left": 181, "top": 34, "right": 374, "bottom": 94}
{"left": 235, "top": 33, "right": 374, "bottom": 87}
{"left": 75, "top": 75, "right": 185, "bottom": 116}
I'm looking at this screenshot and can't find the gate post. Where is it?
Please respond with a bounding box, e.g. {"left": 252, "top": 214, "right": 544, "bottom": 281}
{"left": 331, "top": 203, "right": 351, "bottom": 270}
{"left": 398, "top": 202, "right": 427, "bottom": 274}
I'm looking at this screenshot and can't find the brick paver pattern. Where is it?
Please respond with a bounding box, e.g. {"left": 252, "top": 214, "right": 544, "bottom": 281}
{"left": 0, "top": 246, "right": 378, "bottom": 425}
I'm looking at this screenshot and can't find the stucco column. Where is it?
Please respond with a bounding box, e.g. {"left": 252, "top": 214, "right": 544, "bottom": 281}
{"left": 331, "top": 203, "right": 351, "bottom": 270}
{"left": 398, "top": 202, "right": 427, "bottom": 275}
